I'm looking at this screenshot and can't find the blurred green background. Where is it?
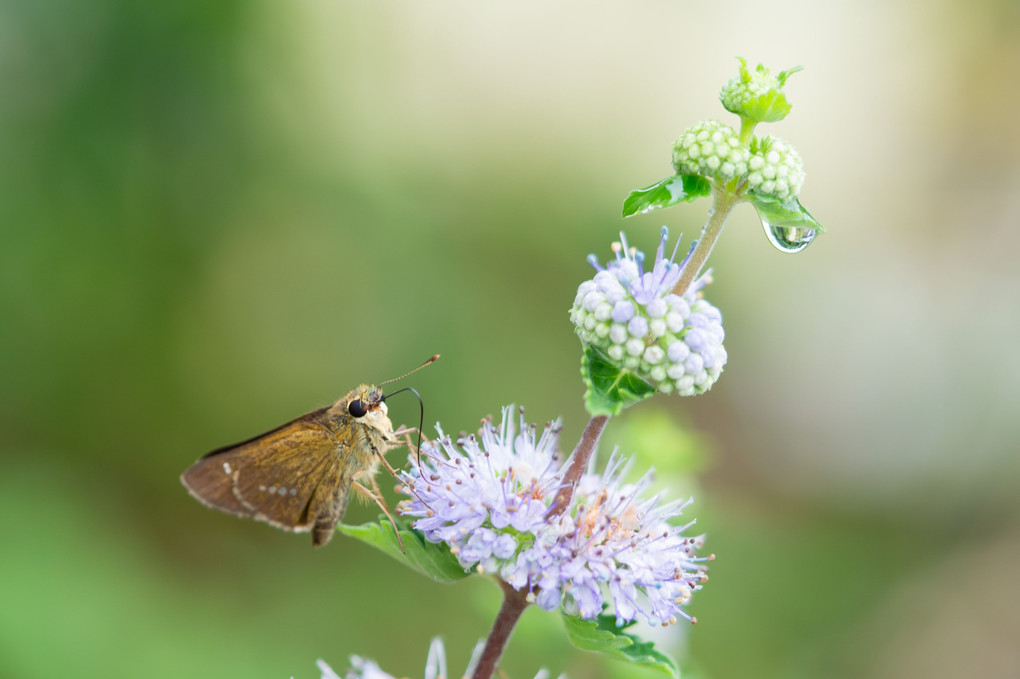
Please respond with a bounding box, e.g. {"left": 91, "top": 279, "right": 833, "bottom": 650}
{"left": 3, "top": 1, "right": 1020, "bottom": 677}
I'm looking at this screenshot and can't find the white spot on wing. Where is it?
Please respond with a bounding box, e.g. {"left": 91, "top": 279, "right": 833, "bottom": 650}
{"left": 222, "top": 462, "right": 232, "bottom": 474}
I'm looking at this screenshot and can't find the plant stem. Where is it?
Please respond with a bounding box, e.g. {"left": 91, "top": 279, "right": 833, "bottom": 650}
{"left": 471, "top": 580, "right": 531, "bottom": 679}
{"left": 547, "top": 414, "right": 609, "bottom": 519}
{"left": 738, "top": 117, "right": 757, "bottom": 146}
{"left": 672, "top": 187, "right": 739, "bottom": 297}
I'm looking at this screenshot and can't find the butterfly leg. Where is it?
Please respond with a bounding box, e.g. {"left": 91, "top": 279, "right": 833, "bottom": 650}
{"left": 375, "top": 447, "right": 406, "bottom": 483}
{"left": 392, "top": 425, "right": 432, "bottom": 475}
{"left": 392, "top": 425, "right": 419, "bottom": 438}
{"left": 352, "top": 480, "right": 405, "bottom": 553}
{"left": 384, "top": 431, "right": 438, "bottom": 515}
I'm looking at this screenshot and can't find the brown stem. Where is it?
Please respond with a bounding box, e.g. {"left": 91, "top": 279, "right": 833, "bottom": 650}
{"left": 547, "top": 414, "right": 609, "bottom": 519}
{"left": 471, "top": 580, "right": 531, "bottom": 679}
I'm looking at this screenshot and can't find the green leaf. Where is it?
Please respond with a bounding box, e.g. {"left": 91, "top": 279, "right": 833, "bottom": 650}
{"left": 775, "top": 64, "right": 804, "bottom": 88}
{"left": 747, "top": 192, "right": 824, "bottom": 233}
{"left": 622, "top": 174, "right": 711, "bottom": 217}
{"left": 562, "top": 613, "right": 679, "bottom": 678}
{"left": 581, "top": 345, "right": 656, "bottom": 416}
{"left": 735, "top": 88, "right": 794, "bottom": 123}
{"left": 337, "top": 516, "right": 470, "bottom": 584}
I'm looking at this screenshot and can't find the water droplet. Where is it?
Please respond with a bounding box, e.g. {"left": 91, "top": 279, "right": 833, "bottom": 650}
{"left": 762, "top": 219, "right": 817, "bottom": 253}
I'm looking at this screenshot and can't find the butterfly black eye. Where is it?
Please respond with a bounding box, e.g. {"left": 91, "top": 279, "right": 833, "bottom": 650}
{"left": 348, "top": 399, "right": 368, "bottom": 418}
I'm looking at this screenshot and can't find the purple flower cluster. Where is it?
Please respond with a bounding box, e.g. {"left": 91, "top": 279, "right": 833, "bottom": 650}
{"left": 398, "top": 408, "right": 710, "bottom": 626}
{"left": 570, "top": 228, "right": 727, "bottom": 396}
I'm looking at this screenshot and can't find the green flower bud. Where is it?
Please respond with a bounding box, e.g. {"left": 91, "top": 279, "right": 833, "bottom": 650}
{"left": 747, "top": 136, "right": 805, "bottom": 201}
{"left": 672, "top": 120, "right": 750, "bottom": 182}
{"left": 720, "top": 57, "right": 802, "bottom": 124}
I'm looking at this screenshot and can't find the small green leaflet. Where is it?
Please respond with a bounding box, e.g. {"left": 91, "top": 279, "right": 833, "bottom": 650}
{"left": 562, "top": 613, "right": 679, "bottom": 678}
{"left": 338, "top": 516, "right": 470, "bottom": 584}
{"left": 622, "top": 174, "right": 711, "bottom": 217}
{"left": 581, "top": 345, "right": 655, "bottom": 417}
{"left": 746, "top": 192, "right": 824, "bottom": 233}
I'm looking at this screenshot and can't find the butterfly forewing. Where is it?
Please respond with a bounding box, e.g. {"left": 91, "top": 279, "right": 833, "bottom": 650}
{"left": 181, "top": 409, "right": 342, "bottom": 535}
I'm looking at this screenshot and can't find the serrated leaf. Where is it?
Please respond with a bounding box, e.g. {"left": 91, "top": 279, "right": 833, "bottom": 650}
{"left": 562, "top": 613, "right": 679, "bottom": 677}
{"left": 747, "top": 192, "right": 823, "bottom": 233}
{"left": 581, "top": 345, "right": 655, "bottom": 417}
{"left": 337, "top": 516, "right": 470, "bottom": 584}
{"left": 622, "top": 175, "right": 711, "bottom": 217}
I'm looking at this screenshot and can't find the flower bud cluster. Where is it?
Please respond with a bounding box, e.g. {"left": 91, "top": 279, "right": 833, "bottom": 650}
{"left": 720, "top": 70, "right": 772, "bottom": 116}
{"left": 719, "top": 58, "right": 801, "bottom": 124}
{"left": 748, "top": 136, "right": 805, "bottom": 202}
{"left": 671, "top": 120, "right": 750, "bottom": 182}
{"left": 570, "top": 229, "right": 726, "bottom": 396}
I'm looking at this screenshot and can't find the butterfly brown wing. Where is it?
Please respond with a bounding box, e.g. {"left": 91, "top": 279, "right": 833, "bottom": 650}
{"left": 180, "top": 408, "right": 344, "bottom": 539}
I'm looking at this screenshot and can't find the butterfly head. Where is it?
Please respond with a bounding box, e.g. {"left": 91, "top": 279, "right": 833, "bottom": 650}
{"left": 339, "top": 384, "right": 395, "bottom": 441}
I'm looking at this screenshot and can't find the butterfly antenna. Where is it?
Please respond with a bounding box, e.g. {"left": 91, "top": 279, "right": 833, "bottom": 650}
{"left": 378, "top": 354, "right": 440, "bottom": 387}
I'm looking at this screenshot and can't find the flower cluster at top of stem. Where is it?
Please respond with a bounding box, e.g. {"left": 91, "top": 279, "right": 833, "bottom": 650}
{"left": 664, "top": 60, "right": 806, "bottom": 203}
{"left": 398, "top": 408, "right": 710, "bottom": 627}
{"left": 570, "top": 228, "right": 726, "bottom": 396}
{"left": 719, "top": 57, "right": 801, "bottom": 124}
